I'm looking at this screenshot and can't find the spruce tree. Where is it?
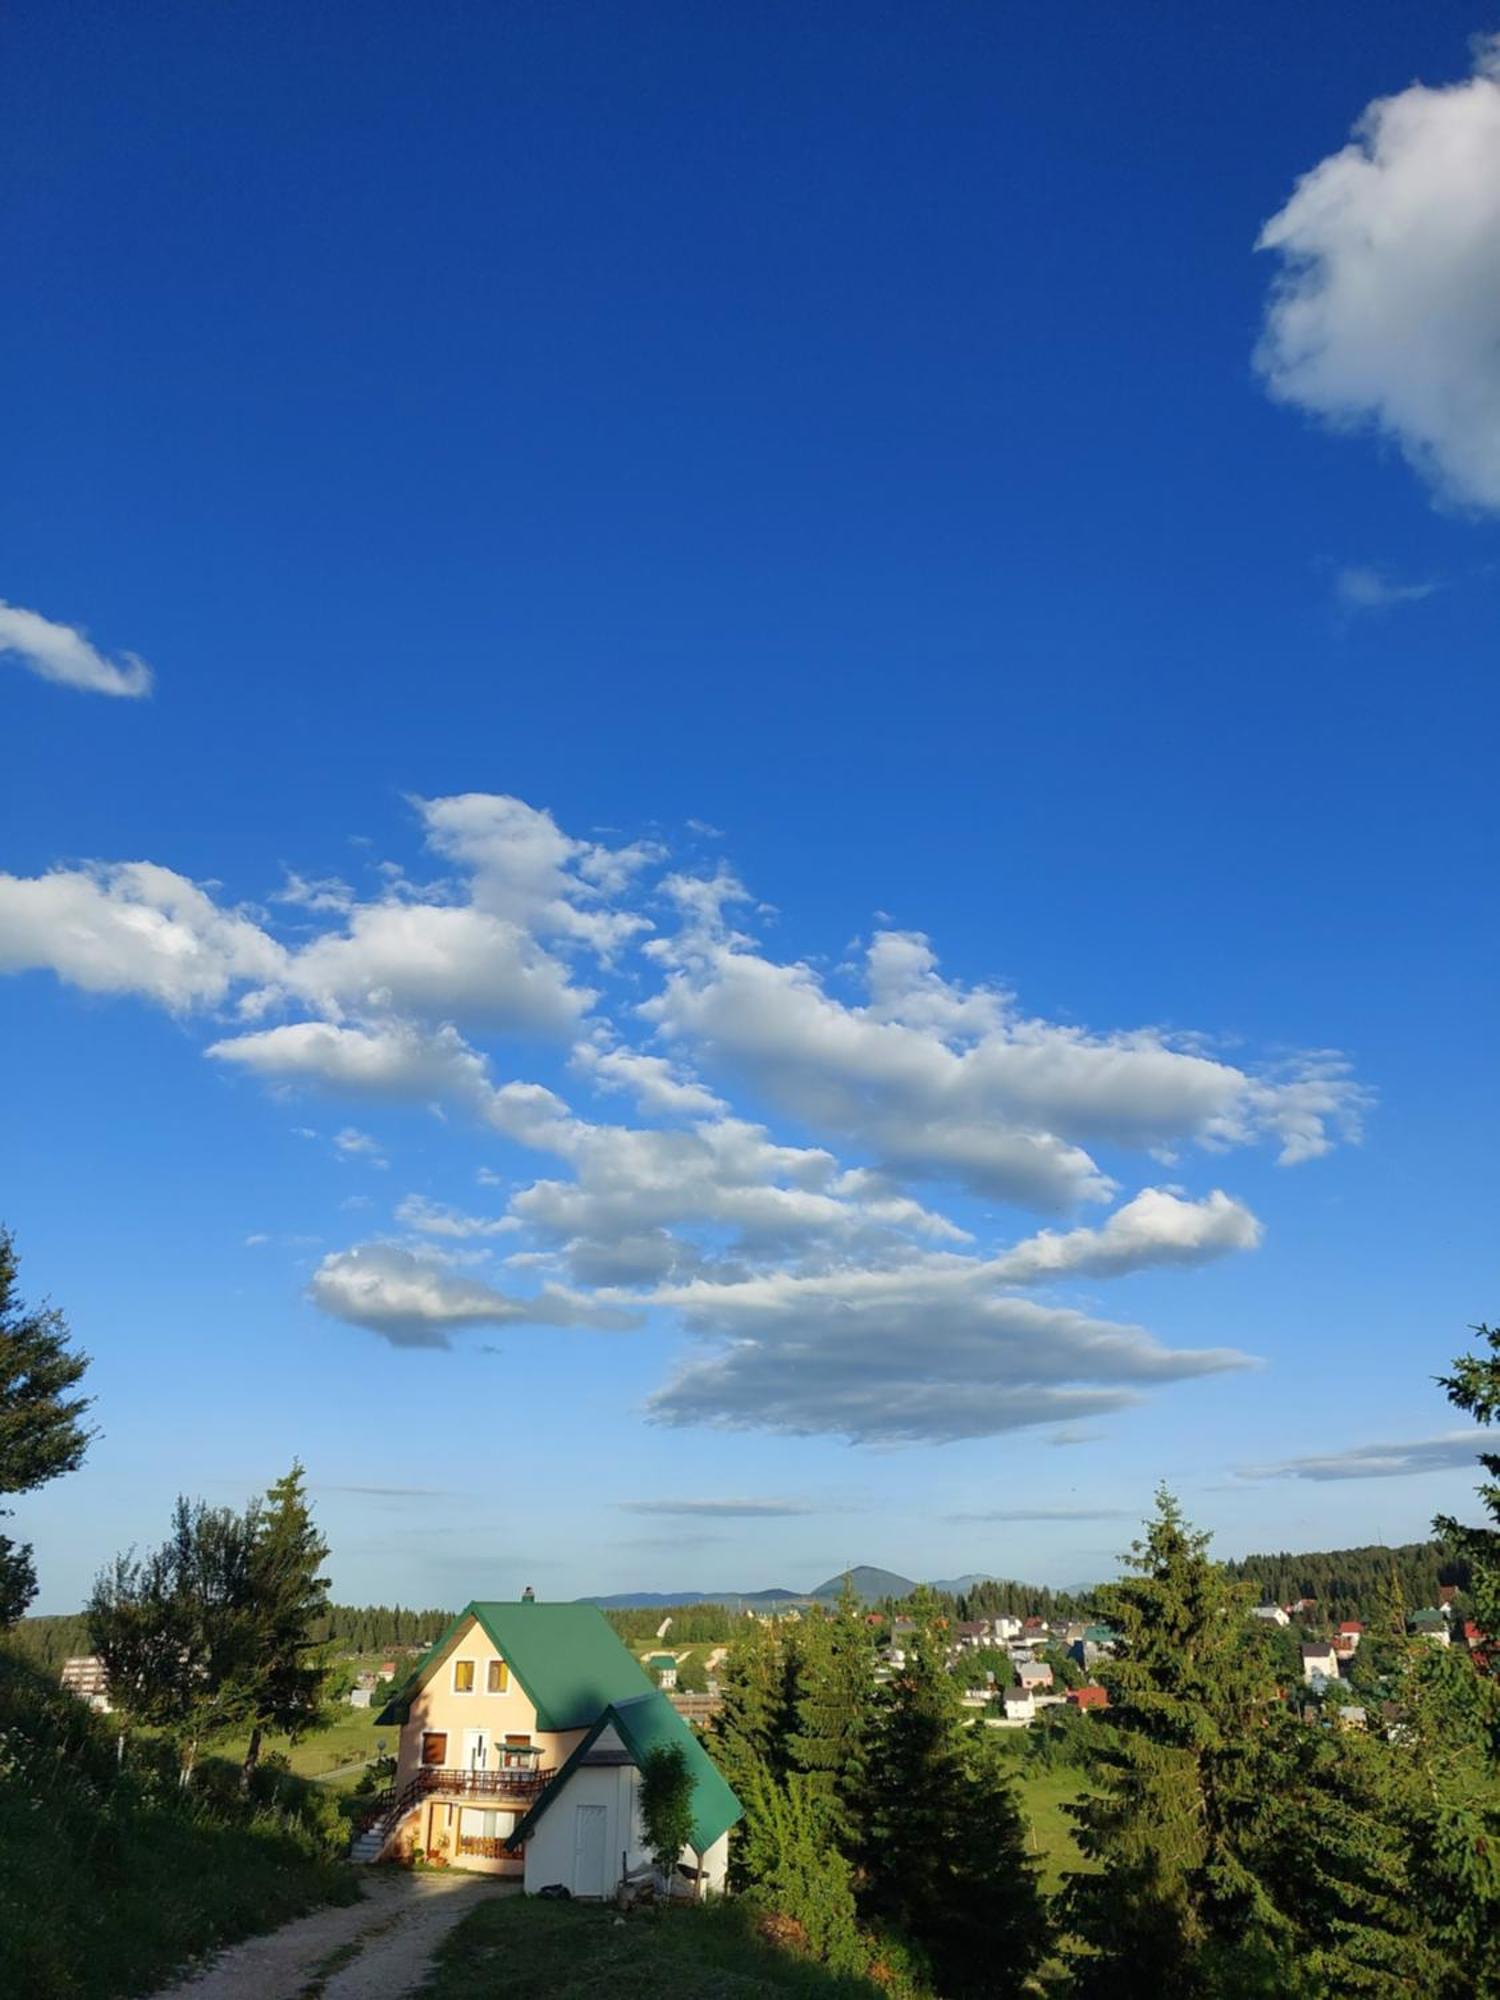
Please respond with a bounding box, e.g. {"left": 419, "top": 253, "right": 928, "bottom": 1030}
{"left": 864, "top": 1592, "right": 1045, "bottom": 1993}
{"left": 1063, "top": 1489, "right": 1287, "bottom": 1997}
{"left": 710, "top": 1615, "right": 802, "bottom": 1890}
{"left": 788, "top": 1580, "right": 877, "bottom": 1851}
{"left": 239, "top": 1461, "right": 332, "bottom": 1785}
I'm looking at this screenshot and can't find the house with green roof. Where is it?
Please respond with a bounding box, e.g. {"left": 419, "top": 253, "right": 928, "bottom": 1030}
{"left": 354, "top": 1597, "right": 740, "bottom": 1896}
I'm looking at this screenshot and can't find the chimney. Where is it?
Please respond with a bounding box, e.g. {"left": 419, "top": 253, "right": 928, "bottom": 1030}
{"left": 522, "top": 1585, "right": 535, "bottom": 1603}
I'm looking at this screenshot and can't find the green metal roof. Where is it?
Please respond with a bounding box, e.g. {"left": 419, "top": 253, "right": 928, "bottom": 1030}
{"left": 375, "top": 1600, "right": 657, "bottom": 1731}
{"left": 507, "top": 1688, "right": 742, "bottom": 1854}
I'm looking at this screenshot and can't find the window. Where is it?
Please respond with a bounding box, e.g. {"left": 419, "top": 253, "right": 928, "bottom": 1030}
{"left": 452, "top": 1659, "right": 475, "bottom": 1694}
{"left": 421, "top": 1732, "right": 448, "bottom": 1767}
{"left": 487, "top": 1659, "right": 509, "bottom": 1694}
{"left": 478, "top": 1809, "right": 515, "bottom": 1839}
{"left": 501, "top": 1733, "right": 533, "bottom": 1766}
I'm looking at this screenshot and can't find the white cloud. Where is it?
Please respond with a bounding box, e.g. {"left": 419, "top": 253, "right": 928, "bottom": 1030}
{"left": 990, "top": 1188, "right": 1261, "bottom": 1282}
{"left": 417, "top": 792, "right": 658, "bottom": 959}
{"left": 6, "top": 791, "right": 1358, "bottom": 1447}
{"left": 571, "top": 1041, "right": 726, "bottom": 1118}
{"left": 1237, "top": 1432, "right": 1485, "bottom": 1482}
{"left": 207, "top": 1020, "right": 492, "bottom": 1101}
{"left": 0, "top": 598, "right": 153, "bottom": 697}
{"left": 1257, "top": 40, "right": 1500, "bottom": 510}
{"left": 1334, "top": 566, "right": 1439, "bottom": 612}
{"left": 275, "top": 900, "right": 594, "bottom": 1034}
{"left": 643, "top": 931, "right": 1362, "bottom": 1207}
{"left": 645, "top": 1260, "right": 1252, "bottom": 1444}
{"left": 0, "top": 863, "right": 283, "bottom": 1009}
{"left": 334, "top": 1126, "right": 388, "bottom": 1167}
{"left": 308, "top": 1242, "right": 638, "bottom": 1348}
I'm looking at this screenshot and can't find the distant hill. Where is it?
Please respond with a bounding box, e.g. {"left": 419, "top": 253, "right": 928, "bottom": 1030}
{"left": 577, "top": 1587, "right": 807, "bottom": 1610}
{"left": 808, "top": 1565, "right": 917, "bottom": 1602}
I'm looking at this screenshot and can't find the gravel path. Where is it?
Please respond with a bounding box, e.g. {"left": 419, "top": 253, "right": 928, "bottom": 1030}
{"left": 149, "top": 1872, "right": 511, "bottom": 2000}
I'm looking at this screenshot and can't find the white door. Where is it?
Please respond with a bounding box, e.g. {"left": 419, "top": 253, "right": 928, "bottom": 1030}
{"left": 572, "top": 1803, "right": 608, "bottom": 1897}
{"left": 462, "top": 1727, "right": 489, "bottom": 1771}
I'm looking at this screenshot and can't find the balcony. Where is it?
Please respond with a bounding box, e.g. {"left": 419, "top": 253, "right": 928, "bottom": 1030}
{"left": 411, "top": 1762, "right": 554, "bottom": 1804}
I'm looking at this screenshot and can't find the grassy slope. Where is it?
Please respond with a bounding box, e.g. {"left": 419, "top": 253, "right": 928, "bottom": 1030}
{"left": 0, "top": 1646, "right": 358, "bottom": 2000}
{"left": 421, "top": 1895, "right": 884, "bottom": 1998}
{"left": 218, "top": 1704, "right": 389, "bottom": 1785}
{"left": 1014, "top": 1764, "right": 1095, "bottom": 1892}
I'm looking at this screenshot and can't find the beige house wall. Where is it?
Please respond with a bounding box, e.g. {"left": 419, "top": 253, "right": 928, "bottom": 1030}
{"left": 393, "top": 1614, "right": 586, "bottom": 1792}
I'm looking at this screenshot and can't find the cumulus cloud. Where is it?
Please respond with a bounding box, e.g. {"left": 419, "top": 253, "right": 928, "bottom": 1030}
{"left": 646, "top": 1262, "right": 1251, "bottom": 1444}
{"left": 616, "top": 1498, "right": 818, "bottom": 1518}
{"left": 643, "top": 930, "right": 1362, "bottom": 1206}
{"left": 0, "top": 598, "right": 153, "bottom": 697}
{"left": 1237, "top": 1432, "right": 1485, "bottom": 1482}
{"left": 207, "top": 1020, "right": 492, "bottom": 1101}
{"left": 0, "top": 863, "right": 283, "bottom": 1009}
{"left": 571, "top": 1041, "right": 726, "bottom": 1118}
{"left": 1258, "top": 40, "right": 1500, "bottom": 510}
{"left": 6, "top": 789, "right": 1360, "bottom": 1444}
{"left": 308, "top": 1242, "right": 637, "bottom": 1347}
{"left": 990, "top": 1188, "right": 1261, "bottom": 1282}
{"left": 275, "top": 901, "right": 595, "bottom": 1032}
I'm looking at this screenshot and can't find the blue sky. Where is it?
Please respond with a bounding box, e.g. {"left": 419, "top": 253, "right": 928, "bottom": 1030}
{"left": 3, "top": 3, "right": 1497, "bottom": 1610}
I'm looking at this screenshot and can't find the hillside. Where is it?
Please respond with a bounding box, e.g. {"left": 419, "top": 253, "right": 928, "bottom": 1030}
{"left": 0, "top": 1644, "right": 354, "bottom": 1998}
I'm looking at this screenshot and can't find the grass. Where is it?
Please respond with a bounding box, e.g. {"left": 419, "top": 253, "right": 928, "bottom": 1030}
{"left": 0, "top": 1645, "right": 358, "bottom": 1999}
{"left": 1014, "top": 1763, "right": 1096, "bottom": 1893}
{"left": 218, "top": 1704, "right": 390, "bottom": 1786}
{"left": 420, "top": 1895, "right": 887, "bottom": 1998}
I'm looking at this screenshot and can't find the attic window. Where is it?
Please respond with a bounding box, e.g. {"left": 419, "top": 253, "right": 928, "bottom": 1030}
{"left": 453, "top": 1659, "right": 476, "bottom": 1694}
{"left": 487, "top": 1660, "right": 509, "bottom": 1694}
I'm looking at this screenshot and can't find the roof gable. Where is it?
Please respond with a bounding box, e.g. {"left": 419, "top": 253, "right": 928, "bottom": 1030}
{"left": 508, "top": 1688, "right": 742, "bottom": 1853}
{"left": 376, "top": 1600, "right": 655, "bottom": 1730}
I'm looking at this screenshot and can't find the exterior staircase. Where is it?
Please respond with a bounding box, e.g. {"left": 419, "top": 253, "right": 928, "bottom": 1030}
{"left": 347, "top": 1764, "right": 556, "bottom": 1863}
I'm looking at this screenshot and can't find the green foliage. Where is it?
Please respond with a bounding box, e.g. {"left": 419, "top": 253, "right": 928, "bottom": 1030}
{"left": 239, "top": 1461, "right": 333, "bottom": 1780}
{"left": 1222, "top": 1540, "right": 1468, "bottom": 1628}
{"left": 741, "top": 1767, "right": 869, "bottom": 1977}
{"left": 0, "top": 1642, "right": 353, "bottom": 1999}
{"left": 1434, "top": 1319, "right": 1500, "bottom": 1671}
{"left": 89, "top": 1495, "right": 263, "bottom": 1769}
{"left": 864, "top": 1595, "right": 1047, "bottom": 1994}
{"left": 638, "top": 1742, "right": 696, "bottom": 1878}
{"left": 787, "top": 1586, "right": 877, "bottom": 1850}
{"left": 0, "top": 1228, "right": 93, "bottom": 1624}
{"left": 89, "top": 1467, "right": 336, "bottom": 1782}
{"left": 604, "top": 1602, "right": 752, "bottom": 1645}
{"left": 1063, "top": 1489, "right": 1286, "bottom": 1997}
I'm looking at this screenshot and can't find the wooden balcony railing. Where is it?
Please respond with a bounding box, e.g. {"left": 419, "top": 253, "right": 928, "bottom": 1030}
{"left": 411, "top": 1763, "right": 554, "bottom": 1803}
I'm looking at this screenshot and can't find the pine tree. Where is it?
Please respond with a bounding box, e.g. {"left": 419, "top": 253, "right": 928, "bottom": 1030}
{"left": 739, "top": 1765, "right": 869, "bottom": 1977}
{"left": 1063, "top": 1489, "right": 1287, "bottom": 1997}
{"left": 863, "top": 1593, "right": 1046, "bottom": 1993}
{"left": 0, "top": 1228, "right": 93, "bottom": 1624}
{"left": 239, "top": 1462, "right": 333, "bottom": 1785}
{"left": 787, "top": 1581, "right": 877, "bottom": 1851}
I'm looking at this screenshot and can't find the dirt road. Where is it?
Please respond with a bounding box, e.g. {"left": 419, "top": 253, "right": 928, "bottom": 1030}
{"left": 149, "top": 1871, "right": 509, "bottom": 2000}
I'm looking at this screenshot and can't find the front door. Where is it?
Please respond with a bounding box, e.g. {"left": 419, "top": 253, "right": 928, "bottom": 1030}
{"left": 462, "top": 1727, "right": 489, "bottom": 1772}
{"left": 572, "top": 1803, "right": 607, "bottom": 1897}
